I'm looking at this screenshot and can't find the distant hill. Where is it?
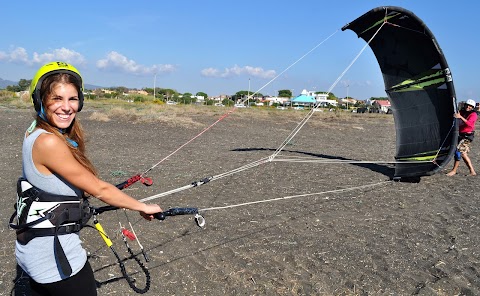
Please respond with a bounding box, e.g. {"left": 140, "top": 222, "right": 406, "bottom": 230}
{"left": 0, "top": 78, "right": 18, "bottom": 89}
{"left": 84, "top": 84, "right": 104, "bottom": 90}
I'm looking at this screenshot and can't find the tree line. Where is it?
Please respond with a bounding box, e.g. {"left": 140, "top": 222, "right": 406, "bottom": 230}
{"left": 4, "top": 79, "right": 386, "bottom": 108}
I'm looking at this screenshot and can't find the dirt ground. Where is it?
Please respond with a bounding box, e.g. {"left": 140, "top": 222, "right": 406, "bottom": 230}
{"left": 0, "top": 106, "right": 479, "bottom": 296}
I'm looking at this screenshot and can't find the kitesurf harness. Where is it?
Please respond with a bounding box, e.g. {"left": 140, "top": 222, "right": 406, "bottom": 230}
{"left": 9, "top": 177, "right": 92, "bottom": 276}
{"left": 459, "top": 131, "right": 474, "bottom": 142}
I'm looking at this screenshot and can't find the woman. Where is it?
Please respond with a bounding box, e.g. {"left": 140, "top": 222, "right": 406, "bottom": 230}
{"left": 14, "top": 61, "right": 162, "bottom": 295}
{"left": 447, "top": 99, "right": 477, "bottom": 176}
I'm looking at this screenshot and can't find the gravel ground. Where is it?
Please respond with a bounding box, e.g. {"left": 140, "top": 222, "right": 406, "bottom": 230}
{"left": 1, "top": 106, "right": 479, "bottom": 295}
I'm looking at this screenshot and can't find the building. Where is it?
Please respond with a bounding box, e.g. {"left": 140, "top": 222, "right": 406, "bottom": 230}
{"left": 372, "top": 100, "right": 391, "bottom": 113}
{"left": 298, "top": 89, "right": 337, "bottom": 107}
{"left": 262, "top": 96, "right": 290, "bottom": 106}
{"left": 129, "top": 89, "right": 149, "bottom": 96}
{"left": 290, "top": 94, "right": 316, "bottom": 107}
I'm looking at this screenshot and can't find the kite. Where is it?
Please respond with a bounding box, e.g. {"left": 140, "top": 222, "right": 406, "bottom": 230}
{"left": 342, "top": 6, "right": 458, "bottom": 178}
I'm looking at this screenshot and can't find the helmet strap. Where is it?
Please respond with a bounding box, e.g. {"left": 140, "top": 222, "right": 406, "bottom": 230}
{"left": 57, "top": 128, "right": 78, "bottom": 148}
{"left": 66, "top": 138, "right": 79, "bottom": 148}
{"left": 38, "top": 103, "right": 47, "bottom": 122}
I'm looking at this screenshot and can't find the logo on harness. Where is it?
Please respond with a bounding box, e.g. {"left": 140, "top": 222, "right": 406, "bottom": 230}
{"left": 10, "top": 178, "right": 92, "bottom": 243}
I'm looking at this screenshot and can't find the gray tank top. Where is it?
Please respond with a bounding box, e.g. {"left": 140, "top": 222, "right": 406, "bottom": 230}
{"left": 15, "top": 129, "right": 87, "bottom": 283}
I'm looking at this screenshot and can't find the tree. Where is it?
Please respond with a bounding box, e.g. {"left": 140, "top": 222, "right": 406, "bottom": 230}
{"left": 196, "top": 92, "right": 208, "bottom": 100}
{"left": 355, "top": 100, "right": 366, "bottom": 108}
{"left": 112, "top": 86, "right": 128, "bottom": 95}
{"left": 181, "top": 92, "right": 193, "bottom": 104}
{"left": 93, "top": 89, "right": 102, "bottom": 96}
{"left": 278, "top": 89, "right": 292, "bottom": 97}
{"left": 158, "top": 88, "right": 178, "bottom": 101}
{"left": 18, "top": 79, "right": 31, "bottom": 90}
{"left": 143, "top": 87, "right": 154, "bottom": 95}
{"left": 230, "top": 90, "right": 263, "bottom": 104}
{"left": 6, "top": 85, "right": 21, "bottom": 92}
{"left": 171, "top": 93, "right": 181, "bottom": 103}
{"left": 222, "top": 98, "right": 234, "bottom": 106}
{"left": 6, "top": 79, "right": 32, "bottom": 92}
{"left": 234, "top": 90, "right": 263, "bottom": 100}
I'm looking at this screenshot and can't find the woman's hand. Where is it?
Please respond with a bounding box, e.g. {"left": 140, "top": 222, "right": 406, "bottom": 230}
{"left": 139, "top": 204, "right": 162, "bottom": 221}
{"left": 454, "top": 112, "right": 465, "bottom": 119}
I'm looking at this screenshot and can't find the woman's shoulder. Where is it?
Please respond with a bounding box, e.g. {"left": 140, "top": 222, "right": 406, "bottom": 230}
{"left": 468, "top": 111, "right": 478, "bottom": 121}
{"left": 33, "top": 131, "right": 67, "bottom": 152}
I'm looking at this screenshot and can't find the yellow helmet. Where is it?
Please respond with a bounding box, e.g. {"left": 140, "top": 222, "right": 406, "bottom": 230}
{"left": 30, "top": 61, "right": 84, "bottom": 112}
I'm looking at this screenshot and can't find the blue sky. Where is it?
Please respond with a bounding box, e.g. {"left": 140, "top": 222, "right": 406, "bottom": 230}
{"left": 1, "top": 1, "right": 478, "bottom": 101}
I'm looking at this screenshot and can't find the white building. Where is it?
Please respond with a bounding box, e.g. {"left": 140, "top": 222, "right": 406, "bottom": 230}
{"left": 301, "top": 89, "right": 337, "bottom": 107}
{"left": 263, "top": 96, "right": 290, "bottom": 106}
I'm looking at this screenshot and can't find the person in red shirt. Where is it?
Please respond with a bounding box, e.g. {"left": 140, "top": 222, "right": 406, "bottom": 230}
{"left": 447, "top": 99, "right": 478, "bottom": 176}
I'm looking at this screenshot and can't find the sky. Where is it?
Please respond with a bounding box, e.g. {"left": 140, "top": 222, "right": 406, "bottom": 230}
{"left": 1, "top": 1, "right": 479, "bottom": 101}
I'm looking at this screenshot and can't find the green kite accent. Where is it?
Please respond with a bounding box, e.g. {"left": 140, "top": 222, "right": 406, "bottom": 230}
{"left": 359, "top": 13, "right": 401, "bottom": 35}
{"left": 388, "top": 69, "right": 446, "bottom": 92}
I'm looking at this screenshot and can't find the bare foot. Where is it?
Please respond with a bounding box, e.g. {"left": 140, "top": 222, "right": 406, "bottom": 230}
{"left": 468, "top": 172, "right": 477, "bottom": 176}
{"left": 446, "top": 171, "right": 456, "bottom": 176}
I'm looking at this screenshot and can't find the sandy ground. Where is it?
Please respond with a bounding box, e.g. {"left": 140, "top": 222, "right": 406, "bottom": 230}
{"left": 0, "top": 106, "right": 479, "bottom": 295}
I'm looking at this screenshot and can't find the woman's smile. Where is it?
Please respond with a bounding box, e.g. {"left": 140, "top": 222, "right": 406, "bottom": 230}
{"left": 46, "top": 83, "right": 79, "bottom": 129}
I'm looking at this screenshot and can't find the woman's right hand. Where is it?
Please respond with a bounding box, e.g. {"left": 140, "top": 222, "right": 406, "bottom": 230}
{"left": 140, "top": 204, "right": 162, "bottom": 221}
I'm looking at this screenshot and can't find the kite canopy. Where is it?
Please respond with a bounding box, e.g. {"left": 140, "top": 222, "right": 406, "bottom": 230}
{"left": 342, "top": 6, "right": 458, "bottom": 178}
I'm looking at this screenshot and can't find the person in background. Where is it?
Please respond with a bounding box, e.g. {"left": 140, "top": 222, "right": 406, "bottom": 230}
{"left": 447, "top": 99, "right": 477, "bottom": 176}
{"left": 14, "top": 61, "right": 162, "bottom": 296}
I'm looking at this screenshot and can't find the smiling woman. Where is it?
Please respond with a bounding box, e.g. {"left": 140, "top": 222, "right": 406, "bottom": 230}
{"left": 44, "top": 83, "right": 79, "bottom": 129}
{"left": 11, "top": 61, "right": 162, "bottom": 296}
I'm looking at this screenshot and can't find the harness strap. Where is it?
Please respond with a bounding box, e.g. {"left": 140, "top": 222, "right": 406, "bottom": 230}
{"left": 10, "top": 200, "right": 91, "bottom": 244}
{"left": 9, "top": 212, "right": 52, "bottom": 230}
{"left": 54, "top": 209, "right": 79, "bottom": 276}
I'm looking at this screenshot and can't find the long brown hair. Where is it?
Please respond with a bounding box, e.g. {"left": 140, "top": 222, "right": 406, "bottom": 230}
{"left": 35, "top": 73, "right": 97, "bottom": 176}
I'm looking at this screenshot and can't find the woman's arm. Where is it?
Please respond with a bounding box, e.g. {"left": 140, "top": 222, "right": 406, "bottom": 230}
{"left": 455, "top": 112, "right": 477, "bottom": 129}
{"left": 464, "top": 112, "right": 478, "bottom": 130}
{"left": 32, "top": 133, "right": 162, "bottom": 215}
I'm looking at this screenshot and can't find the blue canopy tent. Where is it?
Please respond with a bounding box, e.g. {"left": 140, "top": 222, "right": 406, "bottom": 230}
{"left": 290, "top": 95, "right": 316, "bottom": 107}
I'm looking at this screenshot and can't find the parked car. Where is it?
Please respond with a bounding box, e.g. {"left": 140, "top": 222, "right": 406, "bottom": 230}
{"left": 276, "top": 106, "right": 287, "bottom": 110}
{"left": 214, "top": 103, "right": 225, "bottom": 107}
{"left": 166, "top": 101, "right": 177, "bottom": 105}
{"left": 234, "top": 104, "right": 246, "bottom": 108}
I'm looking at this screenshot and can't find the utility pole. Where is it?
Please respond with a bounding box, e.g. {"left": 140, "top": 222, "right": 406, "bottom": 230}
{"left": 153, "top": 73, "right": 157, "bottom": 99}
{"left": 346, "top": 84, "right": 349, "bottom": 110}
{"left": 248, "top": 78, "right": 250, "bottom": 107}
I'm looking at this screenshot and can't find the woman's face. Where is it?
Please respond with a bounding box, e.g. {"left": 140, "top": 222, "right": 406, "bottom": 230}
{"left": 45, "top": 83, "right": 79, "bottom": 129}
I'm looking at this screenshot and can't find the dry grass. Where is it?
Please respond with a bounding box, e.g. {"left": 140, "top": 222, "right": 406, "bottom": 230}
{"left": 0, "top": 91, "right": 31, "bottom": 109}
{"left": 0, "top": 95, "right": 394, "bottom": 128}
{"left": 88, "top": 112, "right": 111, "bottom": 122}
{"left": 83, "top": 99, "right": 292, "bottom": 127}
{"left": 86, "top": 104, "right": 204, "bottom": 128}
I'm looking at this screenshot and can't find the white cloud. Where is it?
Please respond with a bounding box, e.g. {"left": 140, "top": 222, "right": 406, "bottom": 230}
{"left": 0, "top": 47, "right": 29, "bottom": 63}
{"left": 0, "top": 47, "right": 86, "bottom": 66}
{"left": 201, "top": 65, "right": 276, "bottom": 79}
{"left": 32, "top": 48, "right": 86, "bottom": 66}
{"left": 96, "top": 51, "right": 176, "bottom": 75}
